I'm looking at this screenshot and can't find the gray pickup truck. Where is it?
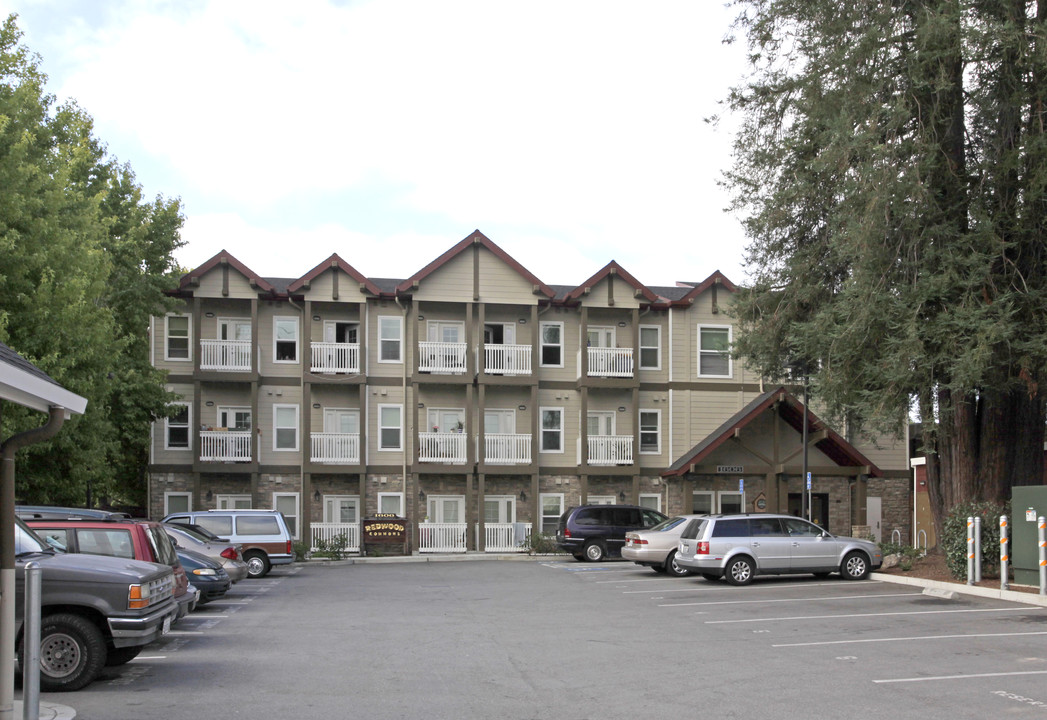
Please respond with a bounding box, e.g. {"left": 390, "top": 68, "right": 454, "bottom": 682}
{"left": 14, "top": 517, "right": 179, "bottom": 691}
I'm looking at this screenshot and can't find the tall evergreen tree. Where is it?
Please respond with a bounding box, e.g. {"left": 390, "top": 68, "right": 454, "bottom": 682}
{"left": 725, "top": 0, "right": 1047, "bottom": 538}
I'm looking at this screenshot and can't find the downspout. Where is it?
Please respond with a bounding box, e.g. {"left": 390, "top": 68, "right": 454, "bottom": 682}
{"left": 394, "top": 294, "right": 408, "bottom": 508}
{"left": 1, "top": 405, "right": 67, "bottom": 720}
{"left": 288, "top": 296, "right": 307, "bottom": 536}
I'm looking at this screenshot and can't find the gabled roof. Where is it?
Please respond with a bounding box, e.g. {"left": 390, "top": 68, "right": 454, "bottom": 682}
{"left": 669, "top": 270, "right": 738, "bottom": 307}
{"left": 395, "top": 230, "right": 556, "bottom": 298}
{"left": 0, "top": 340, "right": 87, "bottom": 416}
{"left": 564, "top": 260, "right": 660, "bottom": 303}
{"left": 178, "top": 250, "right": 275, "bottom": 293}
{"left": 662, "top": 387, "right": 881, "bottom": 478}
{"left": 286, "top": 253, "right": 381, "bottom": 296}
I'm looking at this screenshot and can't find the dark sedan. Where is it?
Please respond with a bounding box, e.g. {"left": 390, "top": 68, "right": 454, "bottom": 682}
{"left": 177, "top": 548, "right": 231, "bottom": 605}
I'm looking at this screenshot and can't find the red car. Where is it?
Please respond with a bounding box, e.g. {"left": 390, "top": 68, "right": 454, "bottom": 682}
{"left": 25, "top": 516, "right": 198, "bottom": 619}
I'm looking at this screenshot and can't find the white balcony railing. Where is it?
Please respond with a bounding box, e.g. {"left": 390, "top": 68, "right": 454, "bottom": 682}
{"left": 481, "top": 522, "right": 532, "bottom": 552}
{"left": 418, "top": 522, "right": 468, "bottom": 553}
{"left": 310, "top": 433, "right": 360, "bottom": 464}
{"left": 418, "top": 341, "right": 467, "bottom": 374}
{"left": 588, "top": 435, "right": 633, "bottom": 466}
{"left": 310, "top": 522, "right": 360, "bottom": 553}
{"left": 199, "top": 430, "right": 252, "bottom": 462}
{"left": 483, "top": 434, "right": 531, "bottom": 465}
{"left": 311, "top": 342, "right": 360, "bottom": 374}
{"left": 483, "top": 344, "right": 532, "bottom": 375}
{"left": 587, "top": 347, "right": 633, "bottom": 377}
{"left": 200, "top": 340, "right": 252, "bottom": 372}
{"left": 418, "top": 432, "right": 467, "bottom": 464}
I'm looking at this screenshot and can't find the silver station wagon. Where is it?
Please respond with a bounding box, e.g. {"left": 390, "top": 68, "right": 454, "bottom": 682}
{"left": 676, "top": 513, "right": 882, "bottom": 586}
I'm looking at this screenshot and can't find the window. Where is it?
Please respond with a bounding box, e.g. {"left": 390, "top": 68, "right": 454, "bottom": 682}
{"left": 217, "top": 495, "right": 252, "bottom": 510}
{"left": 378, "top": 492, "right": 403, "bottom": 516}
{"left": 639, "top": 493, "right": 661, "bottom": 512}
{"left": 76, "top": 529, "right": 135, "bottom": 559}
{"left": 218, "top": 407, "right": 252, "bottom": 430}
{"left": 274, "top": 317, "right": 299, "bottom": 362}
{"left": 274, "top": 493, "right": 299, "bottom": 539}
{"left": 273, "top": 404, "right": 299, "bottom": 451}
{"left": 165, "top": 315, "right": 190, "bottom": 361}
{"left": 323, "top": 496, "right": 359, "bottom": 524}
{"left": 166, "top": 403, "right": 190, "bottom": 450}
{"left": 639, "top": 326, "right": 660, "bottom": 369}
{"left": 378, "top": 404, "right": 402, "bottom": 450}
{"left": 639, "top": 410, "right": 660, "bottom": 454}
{"left": 218, "top": 318, "right": 251, "bottom": 342}
{"left": 693, "top": 491, "right": 714, "bottom": 514}
{"left": 698, "top": 325, "right": 732, "bottom": 377}
{"left": 540, "top": 322, "right": 563, "bottom": 367}
{"left": 719, "top": 491, "right": 744, "bottom": 514}
{"left": 164, "top": 492, "right": 191, "bottom": 516}
{"left": 540, "top": 493, "right": 564, "bottom": 535}
{"left": 540, "top": 408, "right": 563, "bottom": 453}
{"left": 378, "top": 316, "right": 402, "bottom": 363}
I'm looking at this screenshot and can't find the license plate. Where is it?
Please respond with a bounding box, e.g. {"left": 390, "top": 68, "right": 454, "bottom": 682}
{"left": 162, "top": 616, "right": 172, "bottom": 635}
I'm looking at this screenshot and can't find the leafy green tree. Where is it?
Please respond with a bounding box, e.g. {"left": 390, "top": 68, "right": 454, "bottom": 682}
{"left": 724, "top": 0, "right": 1047, "bottom": 539}
{"left": 0, "top": 14, "right": 183, "bottom": 507}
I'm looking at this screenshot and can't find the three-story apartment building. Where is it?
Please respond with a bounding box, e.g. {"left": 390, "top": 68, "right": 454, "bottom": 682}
{"left": 149, "top": 231, "right": 911, "bottom": 553}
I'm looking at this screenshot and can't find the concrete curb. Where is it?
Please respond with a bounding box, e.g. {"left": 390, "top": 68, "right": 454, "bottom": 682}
{"left": 872, "top": 572, "right": 1047, "bottom": 607}
{"left": 13, "top": 700, "right": 76, "bottom": 720}
{"left": 303, "top": 552, "right": 568, "bottom": 567}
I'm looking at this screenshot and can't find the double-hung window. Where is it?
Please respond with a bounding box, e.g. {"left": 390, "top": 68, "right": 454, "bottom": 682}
{"left": 379, "top": 404, "right": 403, "bottom": 450}
{"left": 540, "top": 322, "right": 563, "bottom": 367}
{"left": 698, "top": 325, "right": 732, "bottom": 377}
{"left": 165, "top": 315, "right": 190, "bottom": 361}
{"left": 639, "top": 410, "right": 660, "bottom": 454}
{"left": 273, "top": 404, "right": 299, "bottom": 451}
{"left": 378, "top": 316, "right": 403, "bottom": 363}
{"left": 540, "top": 408, "right": 563, "bottom": 453}
{"left": 639, "top": 326, "right": 660, "bottom": 370}
{"left": 166, "top": 403, "right": 190, "bottom": 450}
{"left": 274, "top": 317, "right": 299, "bottom": 363}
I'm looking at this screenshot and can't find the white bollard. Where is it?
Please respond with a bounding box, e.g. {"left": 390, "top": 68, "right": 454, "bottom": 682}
{"left": 974, "top": 516, "right": 983, "bottom": 583}
{"left": 967, "top": 516, "right": 975, "bottom": 586}
{"left": 1000, "top": 515, "right": 1009, "bottom": 592}
{"left": 22, "top": 562, "right": 41, "bottom": 720}
{"left": 1039, "top": 516, "right": 1046, "bottom": 597}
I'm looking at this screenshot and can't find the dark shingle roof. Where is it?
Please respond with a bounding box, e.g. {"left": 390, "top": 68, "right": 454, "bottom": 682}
{"left": 0, "top": 340, "right": 61, "bottom": 388}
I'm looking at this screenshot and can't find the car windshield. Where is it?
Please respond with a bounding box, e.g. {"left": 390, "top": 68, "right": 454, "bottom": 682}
{"left": 14, "top": 517, "right": 51, "bottom": 555}
{"left": 649, "top": 516, "right": 688, "bottom": 532}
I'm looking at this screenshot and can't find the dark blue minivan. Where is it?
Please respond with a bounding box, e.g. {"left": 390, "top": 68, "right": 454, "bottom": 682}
{"left": 556, "top": 504, "right": 667, "bottom": 561}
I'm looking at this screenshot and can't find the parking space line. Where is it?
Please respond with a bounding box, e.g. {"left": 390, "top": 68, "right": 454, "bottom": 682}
{"left": 659, "top": 591, "right": 923, "bottom": 607}
{"left": 874, "top": 670, "right": 1047, "bottom": 684}
{"left": 164, "top": 630, "right": 206, "bottom": 635}
{"left": 705, "top": 607, "right": 1043, "bottom": 624}
{"left": 179, "top": 614, "right": 226, "bottom": 619}
{"left": 774, "top": 631, "right": 1047, "bottom": 647}
{"left": 626, "top": 581, "right": 850, "bottom": 593}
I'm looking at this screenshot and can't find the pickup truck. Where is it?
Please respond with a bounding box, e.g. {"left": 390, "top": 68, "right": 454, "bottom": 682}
{"left": 14, "top": 517, "right": 179, "bottom": 691}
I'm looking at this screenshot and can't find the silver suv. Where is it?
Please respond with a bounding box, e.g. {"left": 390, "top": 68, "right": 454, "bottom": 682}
{"left": 676, "top": 514, "right": 882, "bottom": 586}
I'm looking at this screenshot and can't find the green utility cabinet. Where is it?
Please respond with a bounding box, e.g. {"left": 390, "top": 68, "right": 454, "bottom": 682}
{"left": 1011, "top": 486, "right": 1047, "bottom": 586}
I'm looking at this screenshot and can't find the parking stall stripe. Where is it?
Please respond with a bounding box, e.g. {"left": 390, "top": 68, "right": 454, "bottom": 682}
{"left": 626, "top": 581, "right": 862, "bottom": 594}
{"left": 874, "top": 670, "right": 1047, "bottom": 684}
{"left": 774, "top": 630, "right": 1047, "bottom": 647}
{"left": 658, "top": 592, "right": 923, "bottom": 607}
{"left": 705, "top": 607, "right": 1042, "bottom": 624}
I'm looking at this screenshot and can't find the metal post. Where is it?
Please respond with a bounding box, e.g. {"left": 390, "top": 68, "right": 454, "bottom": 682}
{"left": 22, "top": 562, "right": 41, "bottom": 720}
{"left": 1038, "top": 516, "right": 1046, "bottom": 596}
{"left": 967, "top": 516, "right": 974, "bottom": 586}
{"left": 974, "top": 516, "right": 982, "bottom": 583}
{"left": 1000, "top": 515, "right": 1009, "bottom": 592}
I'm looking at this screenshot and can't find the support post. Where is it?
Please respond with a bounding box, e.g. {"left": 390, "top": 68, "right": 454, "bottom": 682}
{"left": 966, "top": 516, "right": 974, "bottom": 586}
{"left": 1000, "top": 515, "right": 1009, "bottom": 592}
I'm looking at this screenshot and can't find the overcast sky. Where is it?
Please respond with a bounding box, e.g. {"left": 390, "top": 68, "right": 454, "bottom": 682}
{"left": 2, "top": 1, "right": 752, "bottom": 288}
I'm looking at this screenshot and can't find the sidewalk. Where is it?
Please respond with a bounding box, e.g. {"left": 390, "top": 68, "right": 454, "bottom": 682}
{"left": 872, "top": 570, "right": 1047, "bottom": 607}
{"left": 11, "top": 700, "right": 76, "bottom": 720}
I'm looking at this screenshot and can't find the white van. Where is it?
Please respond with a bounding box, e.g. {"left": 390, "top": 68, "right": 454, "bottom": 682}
{"left": 163, "top": 509, "right": 294, "bottom": 578}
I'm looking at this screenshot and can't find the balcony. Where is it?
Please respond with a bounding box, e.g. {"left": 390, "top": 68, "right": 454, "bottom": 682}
{"left": 418, "top": 341, "right": 467, "bottom": 374}
{"left": 587, "top": 435, "right": 633, "bottom": 466}
{"left": 587, "top": 347, "right": 633, "bottom": 377}
{"left": 483, "top": 433, "right": 531, "bottom": 465}
{"left": 310, "top": 432, "right": 360, "bottom": 464}
{"left": 199, "top": 430, "right": 252, "bottom": 462}
{"left": 310, "top": 342, "right": 360, "bottom": 374}
{"left": 418, "top": 522, "right": 468, "bottom": 553}
{"left": 481, "top": 522, "right": 532, "bottom": 552}
{"left": 309, "top": 522, "right": 360, "bottom": 554}
{"left": 483, "top": 344, "right": 532, "bottom": 376}
{"left": 418, "top": 432, "right": 467, "bottom": 464}
{"left": 200, "top": 340, "right": 252, "bottom": 372}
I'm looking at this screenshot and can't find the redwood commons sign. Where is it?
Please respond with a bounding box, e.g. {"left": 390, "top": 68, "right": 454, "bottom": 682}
{"left": 362, "top": 515, "right": 408, "bottom": 555}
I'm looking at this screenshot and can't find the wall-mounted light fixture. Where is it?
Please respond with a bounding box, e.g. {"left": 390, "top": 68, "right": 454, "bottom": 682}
{"left": 313, "top": 489, "right": 321, "bottom": 501}
{"left": 205, "top": 311, "right": 215, "bottom": 318}
{"left": 418, "top": 315, "right": 425, "bottom": 321}
{"left": 205, "top": 490, "right": 213, "bottom": 501}
{"left": 418, "top": 402, "right": 425, "bottom": 408}
{"left": 619, "top": 491, "right": 626, "bottom": 502}
{"left": 205, "top": 401, "right": 214, "bottom": 407}
{"left": 518, "top": 318, "right": 526, "bottom": 324}
{"left": 518, "top": 405, "right": 526, "bottom": 411}
{"left": 618, "top": 321, "right": 627, "bottom": 327}
{"left": 519, "top": 490, "right": 527, "bottom": 501}
{"left": 312, "top": 403, "right": 321, "bottom": 409}
{"left": 419, "top": 490, "right": 426, "bottom": 501}
{"left": 312, "top": 315, "right": 321, "bottom": 321}
{"left": 617, "top": 406, "right": 626, "bottom": 412}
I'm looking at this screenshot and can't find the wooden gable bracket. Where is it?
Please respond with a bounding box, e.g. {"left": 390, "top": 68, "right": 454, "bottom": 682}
{"left": 634, "top": 288, "right": 645, "bottom": 298}
{"left": 583, "top": 287, "right": 591, "bottom": 295}
{"left": 607, "top": 274, "right": 614, "bottom": 306}
{"left": 532, "top": 284, "right": 542, "bottom": 295}
{"left": 187, "top": 276, "right": 200, "bottom": 287}
{"left": 331, "top": 264, "right": 339, "bottom": 301}
{"left": 221, "top": 259, "right": 230, "bottom": 297}
{"left": 711, "top": 278, "right": 720, "bottom": 314}
{"left": 730, "top": 429, "right": 773, "bottom": 466}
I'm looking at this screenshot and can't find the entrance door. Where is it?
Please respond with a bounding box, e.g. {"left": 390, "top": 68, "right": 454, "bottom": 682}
{"left": 483, "top": 323, "right": 515, "bottom": 345}
{"left": 428, "top": 496, "right": 464, "bottom": 524}
{"left": 484, "top": 497, "right": 515, "bottom": 524}
{"left": 218, "top": 407, "right": 251, "bottom": 430}
{"left": 789, "top": 492, "right": 829, "bottom": 529}
{"left": 219, "top": 319, "right": 251, "bottom": 341}
{"left": 323, "top": 321, "right": 358, "bottom": 344}
{"left": 866, "top": 496, "right": 882, "bottom": 543}
{"left": 323, "top": 496, "right": 359, "bottom": 525}
{"left": 587, "top": 412, "right": 615, "bottom": 437}
{"left": 586, "top": 327, "right": 614, "bottom": 348}
{"left": 324, "top": 409, "right": 359, "bottom": 434}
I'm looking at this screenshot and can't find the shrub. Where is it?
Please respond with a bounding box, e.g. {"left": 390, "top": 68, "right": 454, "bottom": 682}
{"left": 523, "top": 532, "right": 564, "bottom": 555}
{"left": 312, "top": 533, "right": 350, "bottom": 560}
{"left": 941, "top": 500, "right": 1009, "bottom": 580}
{"left": 292, "top": 540, "right": 310, "bottom": 562}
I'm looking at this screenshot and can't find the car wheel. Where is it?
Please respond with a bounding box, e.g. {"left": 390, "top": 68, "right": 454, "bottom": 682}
{"left": 724, "top": 556, "right": 755, "bottom": 586}
{"left": 652, "top": 564, "right": 668, "bottom": 574}
{"left": 245, "top": 551, "right": 271, "bottom": 578}
{"left": 584, "top": 541, "right": 606, "bottom": 562}
{"left": 104, "top": 645, "right": 143, "bottom": 667}
{"left": 665, "top": 550, "right": 691, "bottom": 578}
{"left": 701, "top": 573, "right": 720, "bottom": 582}
{"left": 841, "top": 551, "right": 870, "bottom": 580}
{"left": 572, "top": 553, "right": 586, "bottom": 562}
{"left": 19, "top": 612, "right": 107, "bottom": 692}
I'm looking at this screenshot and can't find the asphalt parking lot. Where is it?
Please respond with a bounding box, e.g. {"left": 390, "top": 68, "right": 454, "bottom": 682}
{"left": 32, "top": 558, "right": 1047, "bottom": 720}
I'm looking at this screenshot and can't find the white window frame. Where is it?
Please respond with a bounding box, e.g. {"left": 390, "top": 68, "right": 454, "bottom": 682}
{"left": 323, "top": 495, "right": 360, "bottom": 524}
{"left": 639, "top": 409, "right": 660, "bottom": 454}
{"left": 718, "top": 490, "right": 745, "bottom": 514}
{"left": 639, "top": 493, "right": 661, "bottom": 512}
{"left": 218, "top": 317, "right": 251, "bottom": 341}
{"left": 217, "top": 406, "right": 252, "bottom": 431}
{"left": 164, "top": 492, "right": 192, "bottom": 516}
{"left": 165, "top": 402, "right": 191, "bottom": 451}
{"left": 539, "top": 493, "right": 564, "bottom": 535}
{"left": 273, "top": 404, "right": 299, "bottom": 452}
{"left": 378, "top": 316, "right": 403, "bottom": 364}
{"left": 692, "top": 491, "right": 715, "bottom": 515}
{"left": 587, "top": 495, "right": 616, "bottom": 505}
{"left": 539, "top": 407, "right": 564, "bottom": 454}
{"left": 378, "top": 403, "right": 403, "bottom": 451}
{"left": 165, "top": 314, "right": 191, "bottom": 362}
{"left": 483, "top": 495, "right": 517, "bottom": 524}
{"left": 217, "top": 494, "right": 252, "bottom": 509}
{"left": 698, "top": 324, "right": 733, "bottom": 378}
{"left": 639, "top": 325, "right": 661, "bottom": 370}
{"left": 539, "top": 322, "right": 564, "bottom": 368}
{"left": 377, "top": 492, "right": 404, "bottom": 516}
{"left": 323, "top": 408, "right": 360, "bottom": 434}
{"left": 273, "top": 492, "right": 300, "bottom": 540}
{"left": 274, "top": 316, "right": 300, "bottom": 363}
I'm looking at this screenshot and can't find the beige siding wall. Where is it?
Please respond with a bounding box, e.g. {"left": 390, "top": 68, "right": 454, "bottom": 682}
{"left": 257, "top": 387, "right": 303, "bottom": 465}
{"left": 195, "top": 270, "right": 258, "bottom": 299}
{"left": 579, "top": 276, "right": 642, "bottom": 309}
{"left": 367, "top": 386, "right": 409, "bottom": 463}
{"left": 367, "top": 304, "right": 409, "bottom": 379}
{"left": 153, "top": 383, "right": 194, "bottom": 464}
{"left": 412, "top": 252, "right": 473, "bottom": 303}
{"left": 302, "top": 270, "right": 372, "bottom": 303}
{"left": 477, "top": 249, "right": 540, "bottom": 304}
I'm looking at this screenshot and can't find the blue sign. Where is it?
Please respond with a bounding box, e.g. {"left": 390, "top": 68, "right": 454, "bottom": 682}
{"left": 739, "top": 478, "right": 744, "bottom": 492}
{"left": 806, "top": 472, "right": 812, "bottom": 490}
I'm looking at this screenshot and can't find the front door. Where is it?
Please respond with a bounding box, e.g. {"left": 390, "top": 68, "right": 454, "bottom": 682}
{"left": 324, "top": 409, "right": 359, "bottom": 434}
{"left": 586, "top": 327, "right": 614, "bottom": 348}
{"left": 789, "top": 492, "right": 829, "bottom": 528}
{"left": 484, "top": 497, "right": 515, "bottom": 524}
{"left": 428, "top": 496, "right": 464, "bottom": 524}
{"left": 866, "top": 497, "right": 882, "bottom": 543}
{"left": 587, "top": 412, "right": 615, "bottom": 437}
{"left": 323, "top": 496, "right": 359, "bottom": 525}
{"left": 218, "top": 319, "right": 251, "bottom": 341}
{"left": 323, "top": 321, "right": 358, "bottom": 344}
